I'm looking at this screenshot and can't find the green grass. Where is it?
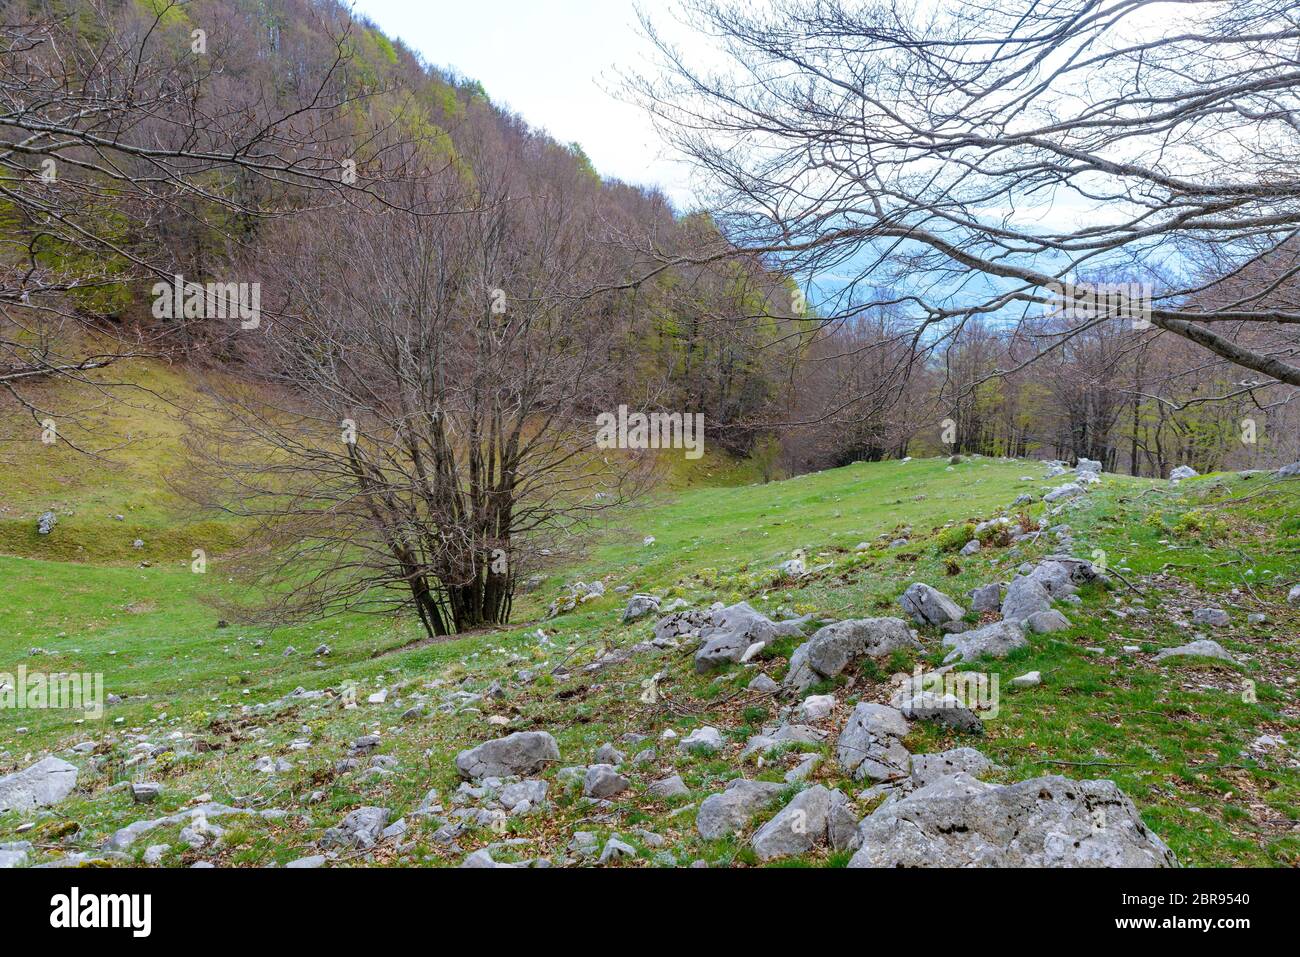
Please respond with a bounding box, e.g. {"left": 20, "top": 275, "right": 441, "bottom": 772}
{"left": 1, "top": 380, "right": 1297, "bottom": 868}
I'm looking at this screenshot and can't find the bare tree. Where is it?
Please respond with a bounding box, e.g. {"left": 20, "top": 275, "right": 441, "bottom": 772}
{"left": 180, "top": 153, "right": 652, "bottom": 637}
{"left": 628, "top": 0, "right": 1300, "bottom": 394}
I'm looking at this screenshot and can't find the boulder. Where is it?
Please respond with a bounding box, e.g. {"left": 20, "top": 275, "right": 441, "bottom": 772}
{"left": 583, "top": 765, "right": 631, "bottom": 799}
{"left": 1027, "top": 609, "right": 1071, "bottom": 634}
{"left": 1044, "top": 483, "right": 1083, "bottom": 503}
{"left": 322, "top": 806, "right": 389, "bottom": 850}
{"left": 1076, "top": 458, "right": 1102, "bottom": 474}
{"left": 1154, "top": 640, "right": 1238, "bottom": 665}
{"left": 455, "top": 731, "right": 560, "bottom": 781}
{"left": 695, "top": 779, "right": 786, "bottom": 839}
{"left": 622, "top": 594, "right": 661, "bottom": 623}
{"left": 1169, "top": 465, "right": 1198, "bottom": 482}
{"left": 848, "top": 774, "right": 1177, "bottom": 868}
{"left": 647, "top": 774, "right": 690, "bottom": 799}
{"left": 0, "top": 757, "right": 78, "bottom": 814}
{"left": 968, "top": 583, "right": 1002, "bottom": 613}
{"left": 1289, "top": 584, "right": 1300, "bottom": 606}
{"left": 909, "top": 747, "right": 995, "bottom": 789}
{"left": 1191, "top": 607, "right": 1230, "bottom": 628}
{"left": 751, "top": 785, "right": 856, "bottom": 860}
{"left": 747, "top": 673, "right": 780, "bottom": 695}
{"left": 1009, "top": 671, "right": 1042, "bottom": 689}
{"left": 942, "top": 620, "right": 1027, "bottom": 663}
{"left": 693, "top": 602, "right": 779, "bottom": 673}
{"left": 899, "top": 583, "right": 965, "bottom": 628}
{"left": 835, "top": 703, "right": 912, "bottom": 783}
{"left": 679, "top": 726, "right": 724, "bottom": 754}
{"left": 783, "top": 617, "right": 919, "bottom": 693}
{"left": 1276, "top": 461, "right": 1300, "bottom": 479}
{"left": 893, "top": 691, "right": 983, "bottom": 733}
{"left": 1000, "top": 576, "right": 1053, "bottom": 622}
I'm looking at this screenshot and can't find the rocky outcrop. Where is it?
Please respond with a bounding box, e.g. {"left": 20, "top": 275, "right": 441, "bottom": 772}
{"left": 0, "top": 757, "right": 78, "bottom": 814}
{"left": 848, "top": 774, "right": 1178, "bottom": 868}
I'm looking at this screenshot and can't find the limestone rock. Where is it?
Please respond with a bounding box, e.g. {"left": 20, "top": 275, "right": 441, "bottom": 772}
{"left": 942, "top": 620, "right": 1027, "bottom": 664}
{"left": 899, "top": 583, "right": 965, "bottom": 628}
{"left": 0, "top": 757, "right": 78, "bottom": 814}
{"left": 848, "top": 774, "right": 1177, "bottom": 868}
{"left": 455, "top": 731, "right": 560, "bottom": 781}
{"left": 835, "top": 702, "right": 911, "bottom": 783}
{"left": 695, "top": 779, "right": 785, "bottom": 839}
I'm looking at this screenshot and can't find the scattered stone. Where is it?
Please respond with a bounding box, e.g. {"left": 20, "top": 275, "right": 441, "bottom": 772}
{"left": 694, "top": 602, "right": 779, "bottom": 672}
{"left": 594, "top": 743, "right": 625, "bottom": 765}
{"left": 142, "top": 844, "right": 169, "bottom": 865}
{"left": 131, "top": 782, "right": 161, "bottom": 804}
{"left": 320, "top": 806, "right": 389, "bottom": 850}
{"left": 461, "top": 849, "right": 513, "bottom": 868}
{"left": 785, "top": 754, "right": 821, "bottom": 783}
{"left": 583, "top": 765, "right": 631, "bottom": 799}
{"left": 892, "top": 691, "right": 983, "bottom": 733}
{"left": 623, "top": 594, "right": 661, "bottom": 623}
{"left": 1191, "top": 607, "right": 1230, "bottom": 628}
{"left": 968, "top": 583, "right": 1002, "bottom": 613}
{"left": 748, "top": 673, "right": 780, "bottom": 695}
{"left": 598, "top": 836, "right": 637, "bottom": 863}
{"left": 959, "top": 539, "right": 981, "bottom": 556}
{"left": 795, "top": 694, "right": 836, "bottom": 723}
{"left": 647, "top": 774, "right": 690, "bottom": 799}
{"left": 1009, "top": 671, "right": 1041, "bottom": 689}
{"left": 680, "top": 726, "right": 724, "bottom": 754}
{"left": 1044, "top": 483, "right": 1083, "bottom": 503}
{"left": 285, "top": 855, "right": 326, "bottom": 869}
{"left": 1026, "top": 609, "right": 1071, "bottom": 634}
{"left": 1169, "top": 465, "right": 1198, "bottom": 482}
{"left": 777, "top": 557, "right": 806, "bottom": 578}
{"left": 455, "top": 731, "right": 560, "bottom": 781}
{"left": 1154, "top": 640, "right": 1238, "bottom": 665}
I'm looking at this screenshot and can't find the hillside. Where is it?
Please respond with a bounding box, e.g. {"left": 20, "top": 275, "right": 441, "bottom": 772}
{"left": 2, "top": 416, "right": 1297, "bottom": 868}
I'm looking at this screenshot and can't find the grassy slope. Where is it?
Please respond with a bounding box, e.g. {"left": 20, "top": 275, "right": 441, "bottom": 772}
{"left": 1, "top": 374, "right": 1297, "bottom": 867}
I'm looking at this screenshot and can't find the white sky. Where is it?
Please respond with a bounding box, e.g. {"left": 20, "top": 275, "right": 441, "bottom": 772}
{"left": 350, "top": 0, "right": 700, "bottom": 208}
